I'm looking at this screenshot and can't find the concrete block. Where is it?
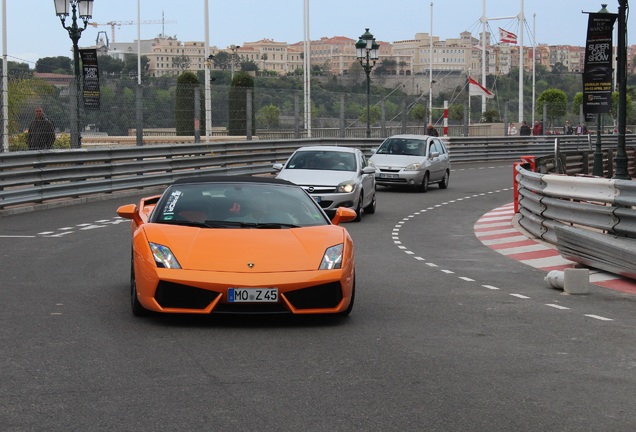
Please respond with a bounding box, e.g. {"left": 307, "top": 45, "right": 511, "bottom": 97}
{"left": 564, "top": 268, "right": 590, "bottom": 295}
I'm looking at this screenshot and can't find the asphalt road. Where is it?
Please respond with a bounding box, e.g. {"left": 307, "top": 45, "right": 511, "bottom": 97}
{"left": 1, "top": 162, "right": 635, "bottom": 431}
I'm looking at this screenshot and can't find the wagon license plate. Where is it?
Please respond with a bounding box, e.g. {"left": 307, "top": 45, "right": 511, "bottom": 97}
{"left": 228, "top": 288, "right": 278, "bottom": 303}
{"left": 380, "top": 173, "right": 398, "bottom": 179}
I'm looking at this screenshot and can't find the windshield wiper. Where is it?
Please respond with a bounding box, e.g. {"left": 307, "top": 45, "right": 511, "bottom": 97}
{"left": 158, "top": 219, "right": 211, "bottom": 228}
{"left": 254, "top": 223, "right": 300, "bottom": 229}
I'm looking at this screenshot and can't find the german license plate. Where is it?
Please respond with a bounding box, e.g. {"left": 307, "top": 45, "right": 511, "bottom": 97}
{"left": 380, "top": 173, "right": 398, "bottom": 179}
{"left": 228, "top": 288, "right": 278, "bottom": 303}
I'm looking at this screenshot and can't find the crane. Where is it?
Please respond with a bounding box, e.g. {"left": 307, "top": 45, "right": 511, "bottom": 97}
{"left": 89, "top": 18, "right": 177, "bottom": 43}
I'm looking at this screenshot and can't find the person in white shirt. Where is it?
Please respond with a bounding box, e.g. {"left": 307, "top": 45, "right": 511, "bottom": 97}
{"left": 508, "top": 123, "right": 517, "bottom": 136}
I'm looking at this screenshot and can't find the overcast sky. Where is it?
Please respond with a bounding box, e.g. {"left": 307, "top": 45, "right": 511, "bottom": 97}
{"left": 3, "top": 0, "right": 632, "bottom": 65}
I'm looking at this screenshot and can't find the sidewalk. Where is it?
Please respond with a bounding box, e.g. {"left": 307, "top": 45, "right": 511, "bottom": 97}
{"left": 474, "top": 203, "right": 636, "bottom": 295}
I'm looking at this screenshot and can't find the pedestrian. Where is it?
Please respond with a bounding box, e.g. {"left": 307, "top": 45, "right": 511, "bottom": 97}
{"left": 575, "top": 123, "right": 583, "bottom": 135}
{"left": 532, "top": 120, "right": 543, "bottom": 136}
{"left": 426, "top": 123, "right": 439, "bottom": 137}
{"left": 563, "top": 121, "right": 573, "bottom": 135}
{"left": 27, "top": 106, "right": 56, "bottom": 150}
{"left": 508, "top": 123, "right": 517, "bottom": 136}
{"left": 519, "top": 120, "right": 531, "bottom": 136}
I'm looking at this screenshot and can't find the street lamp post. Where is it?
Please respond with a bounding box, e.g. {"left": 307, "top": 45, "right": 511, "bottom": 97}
{"left": 230, "top": 44, "right": 240, "bottom": 80}
{"left": 355, "top": 28, "right": 379, "bottom": 138}
{"left": 54, "top": 0, "right": 94, "bottom": 149}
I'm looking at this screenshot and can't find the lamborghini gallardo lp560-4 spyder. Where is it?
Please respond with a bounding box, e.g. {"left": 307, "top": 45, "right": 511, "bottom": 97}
{"left": 116, "top": 176, "right": 357, "bottom": 316}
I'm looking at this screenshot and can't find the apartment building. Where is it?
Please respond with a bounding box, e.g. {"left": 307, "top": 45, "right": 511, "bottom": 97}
{"left": 95, "top": 33, "right": 632, "bottom": 79}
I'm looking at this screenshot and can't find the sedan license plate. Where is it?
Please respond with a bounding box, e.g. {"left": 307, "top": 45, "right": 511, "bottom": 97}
{"left": 380, "top": 173, "right": 399, "bottom": 179}
{"left": 228, "top": 288, "right": 278, "bottom": 303}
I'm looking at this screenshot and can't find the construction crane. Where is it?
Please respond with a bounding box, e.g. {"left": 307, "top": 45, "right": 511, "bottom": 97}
{"left": 89, "top": 18, "right": 177, "bottom": 43}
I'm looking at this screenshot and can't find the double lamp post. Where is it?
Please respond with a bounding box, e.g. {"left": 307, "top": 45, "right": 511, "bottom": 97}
{"left": 355, "top": 28, "right": 379, "bottom": 138}
{"left": 53, "top": 0, "right": 94, "bottom": 149}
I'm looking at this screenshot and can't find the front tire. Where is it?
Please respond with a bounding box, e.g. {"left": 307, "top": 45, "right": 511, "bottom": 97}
{"left": 130, "top": 255, "right": 149, "bottom": 317}
{"left": 353, "top": 192, "right": 363, "bottom": 222}
{"left": 363, "top": 191, "right": 376, "bottom": 215}
{"left": 419, "top": 172, "right": 430, "bottom": 193}
{"left": 340, "top": 277, "right": 355, "bottom": 316}
{"left": 439, "top": 170, "right": 450, "bottom": 189}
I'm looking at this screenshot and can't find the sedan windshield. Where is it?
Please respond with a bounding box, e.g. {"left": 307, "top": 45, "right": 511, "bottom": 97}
{"left": 152, "top": 182, "right": 328, "bottom": 227}
{"left": 286, "top": 151, "right": 356, "bottom": 171}
{"left": 376, "top": 138, "right": 426, "bottom": 156}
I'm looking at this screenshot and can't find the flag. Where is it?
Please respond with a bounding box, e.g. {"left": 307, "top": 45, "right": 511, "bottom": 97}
{"left": 499, "top": 27, "right": 517, "bottom": 44}
{"left": 468, "top": 76, "right": 494, "bottom": 99}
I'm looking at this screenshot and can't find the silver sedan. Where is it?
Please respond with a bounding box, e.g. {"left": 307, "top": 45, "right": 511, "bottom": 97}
{"left": 369, "top": 134, "right": 450, "bottom": 192}
{"left": 273, "top": 146, "right": 377, "bottom": 221}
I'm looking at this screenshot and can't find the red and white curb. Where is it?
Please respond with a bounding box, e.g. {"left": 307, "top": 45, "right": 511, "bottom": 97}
{"left": 475, "top": 203, "right": 636, "bottom": 295}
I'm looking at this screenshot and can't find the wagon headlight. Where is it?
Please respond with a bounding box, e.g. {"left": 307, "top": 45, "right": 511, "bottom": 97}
{"left": 404, "top": 163, "right": 421, "bottom": 171}
{"left": 149, "top": 242, "right": 181, "bottom": 269}
{"left": 319, "top": 244, "right": 343, "bottom": 270}
{"left": 336, "top": 181, "right": 356, "bottom": 193}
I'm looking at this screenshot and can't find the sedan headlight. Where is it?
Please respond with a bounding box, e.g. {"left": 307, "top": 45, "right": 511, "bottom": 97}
{"left": 404, "top": 163, "right": 422, "bottom": 171}
{"left": 319, "top": 244, "right": 343, "bottom": 270}
{"left": 336, "top": 181, "right": 357, "bottom": 193}
{"left": 149, "top": 242, "right": 181, "bottom": 269}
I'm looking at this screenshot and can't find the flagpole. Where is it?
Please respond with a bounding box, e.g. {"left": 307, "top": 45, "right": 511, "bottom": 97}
{"left": 429, "top": 2, "right": 433, "bottom": 123}
{"left": 481, "top": 0, "right": 487, "bottom": 114}
{"left": 518, "top": 0, "right": 524, "bottom": 123}
{"left": 532, "top": 12, "right": 536, "bottom": 126}
{"left": 467, "top": 73, "right": 471, "bottom": 126}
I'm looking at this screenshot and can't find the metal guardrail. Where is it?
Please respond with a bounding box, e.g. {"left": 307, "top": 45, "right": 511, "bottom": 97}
{"left": 516, "top": 166, "right": 636, "bottom": 280}
{"left": 1, "top": 134, "right": 635, "bottom": 212}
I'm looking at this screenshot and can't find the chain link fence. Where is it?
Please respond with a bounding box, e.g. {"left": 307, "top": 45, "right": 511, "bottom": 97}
{"left": 1, "top": 74, "right": 466, "bottom": 151}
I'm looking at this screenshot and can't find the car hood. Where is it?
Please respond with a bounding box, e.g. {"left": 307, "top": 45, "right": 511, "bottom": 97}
{"left": 370, "top": 154, "right": 425, "bottom": 168}
{"left": 142, "top": 224, "right": 345, "bottom": 272}
{"left": 276, "top": 169, "right": 355, "bottom": 186}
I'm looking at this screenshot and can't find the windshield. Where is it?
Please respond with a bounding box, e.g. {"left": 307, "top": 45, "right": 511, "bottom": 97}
{"left": 286, "top": 150, "right": 356, "bottom": 171}
{"left": 151, "top": 182, "right": 329, "bottom": 228}
{"left": 376, "top": 138, "right": 427, "bottom": 156}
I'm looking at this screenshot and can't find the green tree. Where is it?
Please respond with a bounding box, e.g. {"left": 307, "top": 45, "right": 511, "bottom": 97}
{"left": 213, "top": 52, "right": 232, "bottom": 70}
{"left": 35, "top": 56, "right": 72, "bottom": 74}
{"left": 536, "top": 88, "right": 568, "bottom": 129}
{"left": 256, "top": 104, "right": 280, "bottom": 128}
{"left": 572, "top": 92, "right": 583, "bottom": 115}
{"left": 448, "top": 103, "right": 465, "bottom": 122}
{"left": 175, "top": 71, "right": 199, "bottom": 136}
{"left": 410, "top": 103, "right": 426, "bottom": 122}
{"left": 228, "top": 72, "right": 254, "bottom": 136}
{"left": 172, "top": 54, "right": 192, "bottom": 72}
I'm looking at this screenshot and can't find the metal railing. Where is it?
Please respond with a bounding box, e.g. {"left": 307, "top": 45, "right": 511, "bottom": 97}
{"left": 516, "top": 166, "right": 636, "bottom": 280}
{"left": 2, "top": 134, "right": 636, "bottom": 212}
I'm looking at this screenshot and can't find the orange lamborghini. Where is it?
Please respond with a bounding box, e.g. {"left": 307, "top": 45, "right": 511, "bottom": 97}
{"left": 116, "top": 176, "right": 357, "bottom": 316}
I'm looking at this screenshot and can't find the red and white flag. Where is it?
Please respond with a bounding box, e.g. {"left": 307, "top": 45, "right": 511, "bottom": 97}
{"left": 468, "top": 76, "right": 494, "bottom": 99}
{"left": 499, "top": 27, "right": 518, "bottom": 44}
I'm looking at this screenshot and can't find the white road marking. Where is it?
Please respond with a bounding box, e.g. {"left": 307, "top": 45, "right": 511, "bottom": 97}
{"left": 510, "top": 294, "right": 530, "bottom": 299}
{"left": 584, "top": 314, "right": 613, "bottom": 321}
{"left": 546, "top": 304, "right": 570, "bottom": 310}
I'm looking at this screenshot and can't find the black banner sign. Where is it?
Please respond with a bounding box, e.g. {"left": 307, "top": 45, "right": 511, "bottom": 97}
{"left": 79, "top": 49, "right": 100, "bottom": 110}
{"left": 582, "top": 12, "right": 617, "bottom": 121}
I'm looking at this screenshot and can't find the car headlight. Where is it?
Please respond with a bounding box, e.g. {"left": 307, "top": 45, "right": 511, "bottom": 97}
{"left": 319, "top": 244, "right": 343, "bottom": 270}
{"left": 404, "top": 163, "right": 422, "bottom": 171}
{"left": 149, "top": 242, "right": 181, "bottom": 269}
{"left": 337, "top": 181, "right": 356, "bottom": 193}
{"left": 368, "top": 160, "right": 376, "bottom": 168}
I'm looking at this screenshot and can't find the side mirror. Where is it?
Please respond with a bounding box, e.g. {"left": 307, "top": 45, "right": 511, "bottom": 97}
{"left": 430, "top": 151, "right": 440, "bottom": 159}
{"left": 273, "top": 163, "right": 284, "bottom": 171}
{"left": 331, "top": 207, "right": 357, "bottom": 225}
{"left": 117, "top": 203, "right": 143, "bottom": 227}
{"left": 362, "top": 166, "right": 377, "bottom": 175}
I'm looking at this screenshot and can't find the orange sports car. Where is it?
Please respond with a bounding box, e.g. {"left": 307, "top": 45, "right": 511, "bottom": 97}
{"left": 116, "top": 176, "right": 357, "bottom": 316}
